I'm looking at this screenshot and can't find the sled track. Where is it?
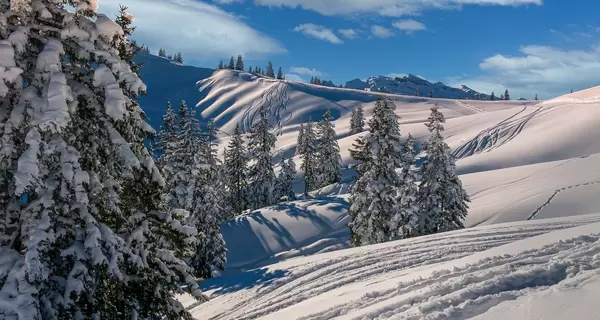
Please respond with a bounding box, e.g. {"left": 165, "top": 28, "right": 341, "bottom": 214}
{"left": 200, "top": 219, "right": 600, "bottom": 320}
{"left": 452, "top": 105, "right": 543, "bottom": 159}
{"left": 241, "top": 83, "right": 292, "bottom": 135}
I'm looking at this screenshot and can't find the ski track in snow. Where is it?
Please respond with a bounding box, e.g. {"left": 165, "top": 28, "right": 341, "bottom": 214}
{"left": 241, "top": 82, "right": 292, "bottom": 135}
{"left": 195, "top": 219, "right": 600, "bottom": 320}
{"left": 452, "top": 100, "right": 485, "bottom": 114}
{"left": 527, "top": 179, "right": 600, "bottom": 220}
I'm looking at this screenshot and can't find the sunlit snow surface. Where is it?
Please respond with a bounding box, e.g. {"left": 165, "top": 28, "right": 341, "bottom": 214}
{"left": 141, "top": 60, "right": 600, "bottom": 319}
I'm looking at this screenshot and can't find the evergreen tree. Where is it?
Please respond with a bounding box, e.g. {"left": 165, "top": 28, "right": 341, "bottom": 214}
{"left": 174, "top": 52, "right": 183, "bottom": 64}
{"left": 535, "top": 93, "right": 538, "bottom": 101}
{"left": 348, "top": 98, "right": 404, "bottom": 246}
{"left": 500, "top": 94, "right": 504, "bottom": 100}
{"left": 266, "top": 61, "right": 276, "bottom": 78}
{"left": 310, "top": 76, "right": 315, "bottom": 84}
{"left": 159, "top": 48, "right": 167, "bottom": 57}
{"left": 0, "top": 5, "right": 205, "bottom": 319}
{"left": 247, "top": 105, "right": 277, "bottom": 209}
{"left": 224, "top": 124, "right": 249, "bottom": 216}
{"left": 218, "top": 60, "right": 224, "bottom": 69}
{"left": 188, "top": 119, "right": 227, "bottom": 278}
{"left": 571, "top": 89, "right": 574, "bottom": 93}
{"left": 275, "top": 158, "right": 297, "bottom": 201}
{"left": 277, "top": 67, "right": 285, "bottom": 80}
{"left": 390, "top": 134, "right": 420, "bottom": 239}
{"left": 350, "top": 105, "right": 365, "bottom": 135}
{"left": 248, "top": 65, "right": 253, "bottom": 73}
{"left": 227, "top": 56, "right": 235, "bottom": 69}
{"left": 504, "top": 89, "right": 510, "bottom": 100}
{"left": 429, "top": 90, "right": 433, "bottom": 98}
{"left": 490, "top": 91, "right": 496, "bottom": 101}
{"left": 235, "top": 54, "right": 244, "bottom": 71}
{"left": 417, "top": 105, "right": 470, "bottom": 235}
{"left": 167, "top": 54, "right": 173, "bottom": 60}
{"left": 415, "top": 88, "right": 419, "bottom": 96}
{"left": 296, "top": 121, "right": 318, "bottom": 195}
{"left": 316, "top": 109, "right": 342, "bottom": 188}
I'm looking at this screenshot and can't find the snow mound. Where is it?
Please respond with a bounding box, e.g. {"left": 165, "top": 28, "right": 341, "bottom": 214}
{"left": 185, "top": 214, "right": 600, "bottom": 319}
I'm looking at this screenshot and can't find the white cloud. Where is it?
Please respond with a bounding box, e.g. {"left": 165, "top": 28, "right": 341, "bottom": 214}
{"left": 253, "top": 0, "right": 542, "bottom": 16}
{"left": 293, "top": 23, "right": 344, "bottom": 44}
{"left": 449, "top": 44, "right": 600, "bottom": 99}
{"left": 97, "top": 0, "right": 285, "bottom": 62}
{"left": 371, "top": 25, "right": 394, "bottom": 38}
{"left": 393, "top": 19, "right": 426, "bottom": 34}
{"left": 339, "top": 28, "right": 359, "bottom": 39}
{"left": 286, "top": 73, "right": 307, "bottom": 82}
{"left": 289, "top": 67, "right": 328, "bottom": 77}
{"left": 213, "top": 0, "right": 243, "bottom": 3}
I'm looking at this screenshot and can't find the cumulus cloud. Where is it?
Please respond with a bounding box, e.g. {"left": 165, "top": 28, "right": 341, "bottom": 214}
{"left": 338, "top": 28, "right": 359, "bottom": 39}
{"left": 448, "top": 44, "right": 600, "bottom": 99}
{"left": 253, "top": 0, "right": 542, "bottom": 16}
{"left": 289, "top": 67, "right": 328, "bottom": 77}
{"left": 393, "top": 19, "right": 426, "bottom": 34}
{"left": 293, "top": 24, "right": 344, "bottom": 44}
{"left": 286, "top": 73, "right": 307, "bottom": 83}
{"left": 371, "top": 25, "right": 395, "bottom": 38}
{"left": 98, "top": 0, "right": 285, "bottom": 62}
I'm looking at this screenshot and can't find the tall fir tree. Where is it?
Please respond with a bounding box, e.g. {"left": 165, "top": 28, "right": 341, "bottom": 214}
{"left": 224, "top": 124, "right": 249, "bottom": 216}
{"left": 248, "top": 65, "right": 253, "bottom": 73}
{"left": 390, "top": 134, "right": 420, "bottom": 239}
{"left": 316, "top": 109, "right": 342, "bottom": 188}
{"left": 535, "top": 93, "right": 538, "bottom": 100}
{"left": 247, "top": 105, "right": 277, "bottom": 209}
{"left": 266, "top": 61, "right": 275, "bottom": 78}
{"left": 159, "top": 48, "right": 167, "bottom": 57}
{"left": 275, "top": 158, "right": 297, "bottom": 201}
{"left": 188, "top": 118, "right": 227, "bottom": 278}
{"left": 0, "top": 4, "right": 205, "bottom": 319}
{"left": 227, "top": 56, "right": 235, "bottom": 69}
{"left": 417, "top": 105, "right": 470, "bottom": 235}
{"left": 277, "top": 67, "right": 284, "bottom": 80}
{"left": 296, "top": 121, "right": 318, "bottom": 196}
{"left": 348, "top": 98, "right": 405, "bottom": 246}
{"left": 349, "top": 105, "right": 365, "bottom": 135}
{"left": 218, "top": 60, "right": 224, "bottom": 69}
{"left": 504, "top": 89, "right": 510, "bottom": 100}
{"left": 235, "top": 54, "right": 244, "bottom": 71}
{"left": 490, "top": 91, "right": 496, "bottom": 101}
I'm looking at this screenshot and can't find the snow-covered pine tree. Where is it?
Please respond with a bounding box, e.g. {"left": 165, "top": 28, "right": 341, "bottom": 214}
{"left": 0, "top": 4, "right": 204, "bottom": 319}
{"left": 159, "top": 48, "right": 167, "bottom": 57}
{"left": 235, "top": 54, "right": 244, "bottom": 71}
{"left": 266, "top": 61, "right": 275, "bottom": 78}
{"left": 390, "top": 134, "right": 420, "bottom": 239}
{"left": 187, "top": 118, "right": 227, "bottom": 279}
{"left": 227, "top": 56, "right": 235, "bottom": 69}
{"left": 349, "top": 105, "right": 365, "bottom": 135}
{"left": 490, "top": 91, "right": 496, "bottom": 101}
{"left": 248, "top": 65, "right": 253, "bottom": 73}
{"left": 167, "top": 54, "right": 173, "bottom": 60}
{"left": 296, "top": 120, "right": 318, "bottom": 195}
{"left": 348, "top": 98, "right": 405, "bottom": 246}
{"left": 174, "top": 52, "right": 183, "bottom": 64}
{"left": 504, "top": 89, "right": 510, "bottom": 100}
{"left": 275, "top": 158, "right": 297, "bottom": 202}
{"left": 417, "top": 105, "right": 470, "bottom": 235}
{"left": 277, "top": 67, "right": 284, "bottom": 80}
{"left": 316, "top": 109, "right": 342, "bottom": 188}
{"left": 224, "top": 123, "right": 249, "bottom": 216}
{"left": 247, "top": 105, "right": 277, "bottom": 209}
{"left": 218, "top": 60, "right": 224, "bottom": 69}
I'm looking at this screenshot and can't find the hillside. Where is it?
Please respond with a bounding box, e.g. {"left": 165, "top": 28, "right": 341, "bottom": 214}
{"left": 134, "top": 56, "right": 600, "bottom": 319}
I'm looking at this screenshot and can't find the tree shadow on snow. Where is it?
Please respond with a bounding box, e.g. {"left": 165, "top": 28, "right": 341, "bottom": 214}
{"left": 200, "top": 267, "right": 288, "bottom": 296}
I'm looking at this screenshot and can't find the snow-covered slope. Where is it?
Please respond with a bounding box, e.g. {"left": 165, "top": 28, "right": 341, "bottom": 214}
{"left": 345, "top": 74, "right": 490, "bottom": 100}
{"left": 134, "top": 53, "right": 214, "bottom": 128}
{"left": 183, "top": 214, "right": 600, "bottom": 319}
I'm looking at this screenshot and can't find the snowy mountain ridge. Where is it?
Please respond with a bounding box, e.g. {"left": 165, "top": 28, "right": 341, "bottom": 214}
{"left": 345, "top": 74, "right": 491, "bottom": 99}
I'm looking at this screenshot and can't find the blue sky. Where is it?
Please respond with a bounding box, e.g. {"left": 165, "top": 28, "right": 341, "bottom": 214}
{"left": 100, "top": 0, "right": 600, "bottom": 99}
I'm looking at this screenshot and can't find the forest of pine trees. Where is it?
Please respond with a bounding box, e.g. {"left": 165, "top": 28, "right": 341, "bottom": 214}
{"left": 216, "top": 55, "right": 285, "bottom": 79}
{"left": 348, "top": 98, "right": 469, "bottom": 246}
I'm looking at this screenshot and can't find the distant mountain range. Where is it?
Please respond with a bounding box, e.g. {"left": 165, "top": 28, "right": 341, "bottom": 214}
{"left": 344, "top": 75, "right": 491, "bottom": 100}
